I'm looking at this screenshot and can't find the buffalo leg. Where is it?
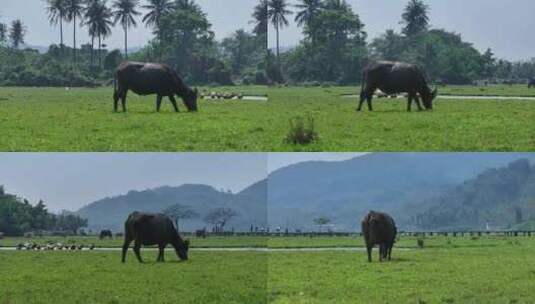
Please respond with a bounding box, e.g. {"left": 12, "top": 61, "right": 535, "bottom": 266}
{"left": 156, "top": 95, "right": 163, "bottom": 112}
{"left": 157, "top": 244, "right": 165, "bottom": 262}
{"left": 121, "top": 90, "right": 128, "bottom": 112}
{"left": 169, "top": 95, "right": 180, "bottom": 113}
{"left": 414, "top": 95, "right": 423, "bottom": 111}
{"left": 388, "top": 243, "right": 393, "bottom": 261}
{"left": 121, "top": 238, "right": 133, "bottom": 263}
{"left": 113, "top": 91, "right": 119, "bottom": 112}
{"left": 357, "top": 85, "right": 375, "bottom": 112}
{"left": 133, "top": 240, "right": 143, "bottom": 263}
{"left": 407, "top": 95, "right": 413, "bottom": 112}
{"left": 366, "top": 245, "right": 373, "bottom": 262}
{"left": 366, "top": 96, "right": 373, "bottom": 111}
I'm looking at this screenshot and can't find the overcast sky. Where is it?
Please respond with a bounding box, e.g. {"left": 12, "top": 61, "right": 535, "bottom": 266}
{"left": 0, "top": 0, "right": 257, "bottom": 50}
{"left": 268, "top": 0, "right": 535, "bottom": 61}
{"left": 0, "top": 153, "right": 367, "bottom": 212}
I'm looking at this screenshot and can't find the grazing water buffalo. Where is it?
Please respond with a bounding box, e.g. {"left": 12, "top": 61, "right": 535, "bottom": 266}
{"left": 99, "top": 229, "right": 113, "bottom": 239}
{"left": 113, "top": 61, "right": 198, "bottom": 113}
{"left": 359, "top": 61, "right": 437, "bottom": 112}
{"left": 529, "top": 78, "right": 535, "bottom": 88}
{"left": 121, "top": 212, "right": 190, "bottom": 263}
{"left": 362, "top": 211, "right": 397, "bottom": 262}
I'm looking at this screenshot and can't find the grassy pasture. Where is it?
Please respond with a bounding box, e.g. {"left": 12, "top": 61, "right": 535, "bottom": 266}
{"left": 268, "top": 86, "right": 535, "bottom": 151}
{"left": 0, "top": 86, "right": 269, "bottom": 152}
{"left": 3, "top": 235, "right": 535, "bottom": 303}
{"left": 0, "top": 250, "right": 267, "bottom": 304}
{"left": 2, "top": 85, "right": 535, "bottom": 151}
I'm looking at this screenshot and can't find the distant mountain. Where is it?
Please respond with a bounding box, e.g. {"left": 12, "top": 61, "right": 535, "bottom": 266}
{"left": 414, "top": 159, "right": 535, "bottom": 231}
{"left": 267, "top": 153, "right": 535, "bottom": 231}
{"left": 77, "top": 181, "right": 266, "bottom": 232}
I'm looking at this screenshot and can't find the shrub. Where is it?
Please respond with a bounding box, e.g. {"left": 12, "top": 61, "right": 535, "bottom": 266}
{"left": 285, "top": 116, "right": 318, "bottom": 145}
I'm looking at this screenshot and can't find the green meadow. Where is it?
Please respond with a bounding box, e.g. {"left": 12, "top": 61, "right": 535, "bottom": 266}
{"left": 2, "top": 85, "right": 535, "bottom": 151}
{"left": 0, "top": 86, "right": 269, "bottom": 152}
{"left": 2, "top": 235, "right": 535, "bottom": 303}
{"left": 268, "top": 86, "right": 535, "bottom": 151}
{"left": 0, "top": 250, "right": 267, "bottom": 304}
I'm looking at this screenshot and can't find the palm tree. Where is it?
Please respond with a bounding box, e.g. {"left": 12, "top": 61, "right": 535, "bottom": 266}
{"left": 89, "top": 0, "right": 114, "bottom": 66}
{"left": 9, "top": 20, "right": 26, "bottom": 49}
{"left": 294, "top": 0, "right": 323, "bottom": 43}
{"left": 401, "top": 0, "right": 429, "bottom": 37}
{"left": 251, "top": 0, "right": 267, "bottom": 37}
{"left": 65, "top": 0, "right": 84, "bottom": 64}
{"left": 268, "top": 0, "right": 292, "bottom": 64}
{"left": 45, "top": 0, "right": 67, "bottom": 51}
{"left": 0, "top": 23, "right": 7, "bottom": 45}
{"left": 84, "top": 0, "right": 100, "bottom": 66}
{"left": 112, "top": 0, "right": 140, "bottom": 60}
{"left": 142, "top": 0, "right": 173, "bottom": 58}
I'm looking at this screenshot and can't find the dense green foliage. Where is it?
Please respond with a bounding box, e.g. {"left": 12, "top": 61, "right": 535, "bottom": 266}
{"left": 276, "top": 0, "right": 535, "bottom": 85}
{"left": 415, "top": 159, "right": 535, "bottom": 230}
{"left": 0, "top": 186, "right": 87, "bottom": 236}
{"left": 0, "top": 0, "right": 267, "bottom": 87}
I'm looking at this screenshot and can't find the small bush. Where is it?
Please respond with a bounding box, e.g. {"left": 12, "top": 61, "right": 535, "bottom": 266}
{"left": 285, "top": 116, "right": 318, "bottom": 145}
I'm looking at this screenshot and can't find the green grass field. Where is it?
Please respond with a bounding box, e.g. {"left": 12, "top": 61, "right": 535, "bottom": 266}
{"left": 3, "top": 235, "right": 535, "bottom": 303}
{"left": 2, "top": 85, "right": 535, "bottom": 151}
{"left": 268, "top": 86, "right": 535, "bottom": 151}
{"left": 0, "top": 251, "right": 267, "bottom": 304}
{"left": 0, "top": 86, "right": 269, "bottom": 152}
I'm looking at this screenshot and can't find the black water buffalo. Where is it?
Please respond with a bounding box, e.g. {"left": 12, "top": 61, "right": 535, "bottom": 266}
{"left": 529, "top": 78, "right": 535, "bottom": 88}
{"left": 113, "top": 61, "right": 198, "bottom": 113}
{"left": 121, "top": 212, "right": 190, "bottom": 263}
{"left": 99, "top": 230, "right": 113, "bottom": 239}
{"left": 359, "top": 61, "right": 437, "bottom": 112}
{"left": 362, "top": 211, "right": 397, "bottom": 262}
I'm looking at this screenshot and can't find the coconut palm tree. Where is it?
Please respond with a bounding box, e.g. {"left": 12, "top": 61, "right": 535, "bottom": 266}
{"left": 9, "top": 19, "right": 26, "bottom": 49}
{"left": 251, "top": 0, "right": 267, "bottom": 37}
{"left": 142, "top": 0, "right": 173, "bottom": 58}
{"left": 84, "top": 0, "right": 100, "bottom": 66}
{"left": 294, "top": 0, "right": 323, "bottom": 43}
{"left": 45, "top": 0, "right": 67, "bottom": 51}
{"left": 112, "top": 0, "right": 140, "bottom": 60}
{"left": 401, "top": 0, "right": 430, "bottom": 37}
{"left": 87, "top": 0, "right": 114, "bottom": 66}
{"left": 65, "top": 0, "right": 84, "bottom": 64}
{"left": 268, "top": 0, "right": 292, "bottom": 64}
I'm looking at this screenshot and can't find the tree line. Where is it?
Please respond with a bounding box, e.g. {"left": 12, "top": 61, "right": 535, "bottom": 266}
{"left": 0, "top": 186, "right": 88, "bottom": 236}
{"left": 0, "top": 0, "right": 267, "bottom": 87}
{"left": 268, "top": 0, "right": 535, "bottom": 85}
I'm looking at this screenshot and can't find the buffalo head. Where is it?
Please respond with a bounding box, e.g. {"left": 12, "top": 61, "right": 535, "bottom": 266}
{"left": 423, "top": 87, "right": 438, "bottom": 110}
{"left": 183, "top": 88, "right": 198, "bottom": 112}
{"left": 176, "top": 239, "right": 190, "bottom": 261}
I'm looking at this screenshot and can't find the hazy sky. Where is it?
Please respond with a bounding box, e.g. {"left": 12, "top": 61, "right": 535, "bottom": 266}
{"left": 268, "top": 0, "right": 535, "bottom": 61}
{"left": 1, "top": 0, "right": 257, "bottom": 50}
{"left": 0, "top": 153, "right": 267, "bottom": 212}
{"left": 0, "top": 153, "right": 367, "bottom": 212}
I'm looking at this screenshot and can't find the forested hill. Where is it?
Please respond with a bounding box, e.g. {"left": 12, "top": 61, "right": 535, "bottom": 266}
{"left": 267, "top": 153, "right": 535, "bottom": 231}
{"left": 413, "top": 159, "right": 535, "bottom": 231}
{"left": 77, "top": 181, "right": 267, "bottom": 232}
